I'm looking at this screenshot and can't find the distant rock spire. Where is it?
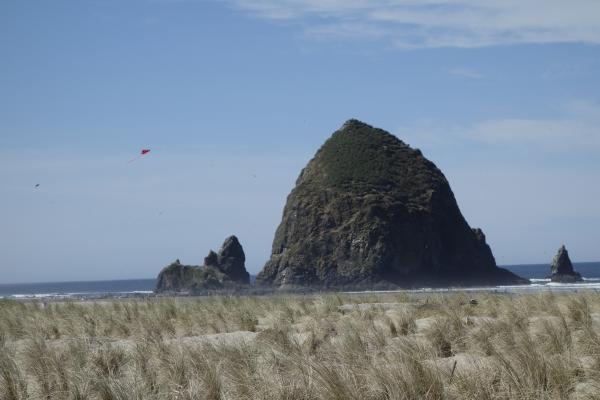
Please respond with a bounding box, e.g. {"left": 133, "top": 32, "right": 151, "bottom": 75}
{"left": 216, "top": 235, "right": 249, "bottom": 284}
{"left": 550, "top": 245, "right": 582, "bottom": 282}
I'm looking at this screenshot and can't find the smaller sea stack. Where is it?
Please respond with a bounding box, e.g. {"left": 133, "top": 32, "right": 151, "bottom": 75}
{"left": 155, "top": 235, "right": 250, "bottom": 293}
{"left": 550, "top": 245, "right": 582, "bottom": 283}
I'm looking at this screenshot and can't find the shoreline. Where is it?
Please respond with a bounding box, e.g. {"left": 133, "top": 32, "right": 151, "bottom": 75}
{"left": 4, "top": 280, "right": 600, "bottom": 302}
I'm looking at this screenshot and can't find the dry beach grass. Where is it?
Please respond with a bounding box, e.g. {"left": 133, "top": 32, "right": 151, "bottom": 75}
{"left": 1, "top": 292, "right": 600, "bottom": 399}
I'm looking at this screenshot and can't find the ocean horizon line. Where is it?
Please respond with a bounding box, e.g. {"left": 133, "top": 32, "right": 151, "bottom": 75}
{"left": 2, "top": 261, "right": 600, "bottom": 286}
{"left": 0, "top": 277, "right": 157, "bottom": 287}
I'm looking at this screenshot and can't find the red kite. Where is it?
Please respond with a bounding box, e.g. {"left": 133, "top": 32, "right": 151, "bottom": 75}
{"left": 128, "top": 148, "right": 152, "bottom": 163}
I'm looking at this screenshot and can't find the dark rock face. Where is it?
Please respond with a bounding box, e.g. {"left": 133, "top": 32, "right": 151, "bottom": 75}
{"left": 257, "top": 120, "right": 527, "bottom": 288}
{"left": 217, "top": 236, "right": 249, "bottom": 283}
{"left": 204, "top": 251, "right": 219, "bottom": 267}
{"left": 550, "top": 245, "right": 582, "bottom": 283}
{"left": 155, "top": 235, "right": 250, "bottom": 293}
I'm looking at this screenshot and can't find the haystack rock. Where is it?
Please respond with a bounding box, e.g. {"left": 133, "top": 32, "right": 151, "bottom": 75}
{"left": 257, "top": 120, "right": 527, "bottom": 289}
{"left": 550, "top": 245, "right": 582, "bottom": 283}
{"left": 155, "top": 235, "right": 250, "bottom": 293}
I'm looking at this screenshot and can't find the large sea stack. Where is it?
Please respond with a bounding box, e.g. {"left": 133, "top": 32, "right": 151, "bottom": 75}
{"left": 550, "top": 245, "right": 582, "bottom": 283}
{"left": 155, "top": 235, "right": 250, "bottom": 293}
{"left": 257, "top": 120, "right": 527, "bottom": 289}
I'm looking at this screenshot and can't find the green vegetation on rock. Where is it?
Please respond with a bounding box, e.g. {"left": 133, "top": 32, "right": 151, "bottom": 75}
{"left": 314, "top": 119, "right": 444, "bottom": 202}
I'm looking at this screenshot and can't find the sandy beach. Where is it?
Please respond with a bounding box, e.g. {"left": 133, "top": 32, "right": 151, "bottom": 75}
{"left": 1, "top": 291, "right": 600, "bottom": 399}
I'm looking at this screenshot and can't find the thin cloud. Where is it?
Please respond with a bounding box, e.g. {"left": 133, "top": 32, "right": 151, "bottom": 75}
{"left": 467, "top": 119, "right": 596, "bottom": 147}
{"left": 467, "top": 101, "right": 600, "bottom": 149}
{"left": 228, "top": 0, "right": 600, "bottom": 48}
{"left": 394, "top": 100, "right": 600, "bottom": 151}
{"left": 447, "top": 67, "right": 484, "bottom": 79}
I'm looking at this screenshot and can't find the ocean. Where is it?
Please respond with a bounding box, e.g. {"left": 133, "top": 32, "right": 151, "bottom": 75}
{"left": 0, "top": 279, "right": 155, "bottom": 299}
{"left": 1, "top": 262, "right": 599, "bottom": 299}
{"left": 504, "top": 262, "right": 600, "bottom": 279}
{"left": 488, "top": 262, "right": 600, "bottom": 293}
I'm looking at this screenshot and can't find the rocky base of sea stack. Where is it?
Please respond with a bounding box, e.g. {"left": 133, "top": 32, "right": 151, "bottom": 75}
{"left": 550, "top": 273, "right": 583, "bottom": 283}
{"left": 265, "top": 267, "right": 528, "bottom": 291}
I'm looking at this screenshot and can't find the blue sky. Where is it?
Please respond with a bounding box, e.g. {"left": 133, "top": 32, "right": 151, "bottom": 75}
{"left": 1, "top": 0, "right": 599, "bottom": 283}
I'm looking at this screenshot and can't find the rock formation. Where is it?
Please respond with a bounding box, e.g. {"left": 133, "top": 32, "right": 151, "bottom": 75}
{"left": 155, "top": 235, "right": 250, "bottom": 293}
{"left": 257, "top": 119, "right": 527, "bottom": 288}
{"left": 215, "top": 236, "right": 249, "bottom": 283}
{"left": 550, "top": 245, "right": 582, "bottom": 283}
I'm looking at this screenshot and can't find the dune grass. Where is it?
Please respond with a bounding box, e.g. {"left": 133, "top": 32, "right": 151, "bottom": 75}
{"left": 0, "top": 292, "right": 599, "bottom": 399}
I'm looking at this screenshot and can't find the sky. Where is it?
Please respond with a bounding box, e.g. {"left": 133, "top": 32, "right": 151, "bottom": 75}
{"left": 1, "top": 0, "right": 599, "bottom": 283}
